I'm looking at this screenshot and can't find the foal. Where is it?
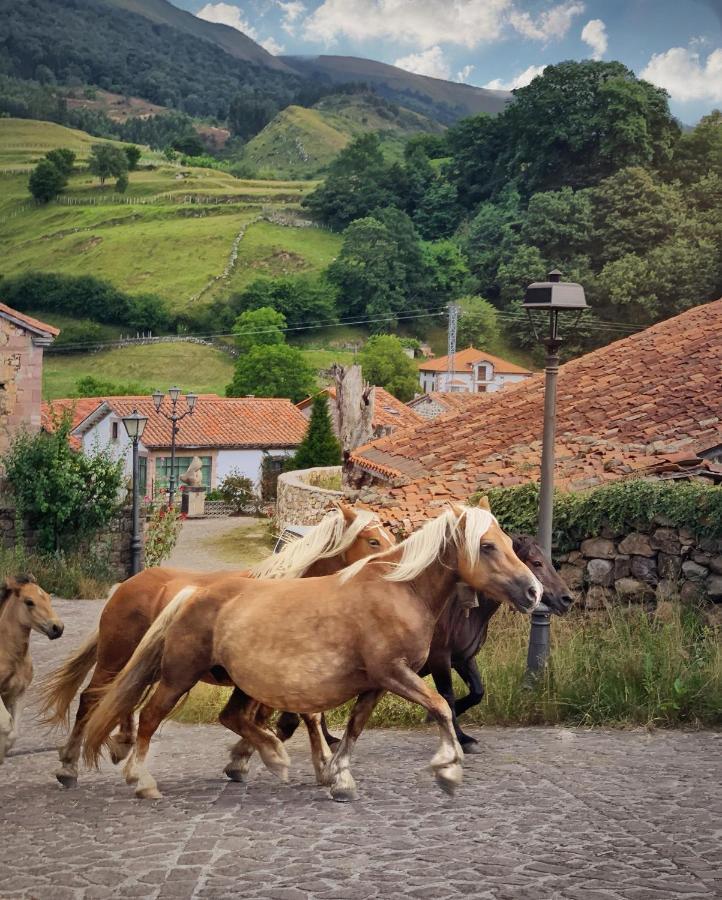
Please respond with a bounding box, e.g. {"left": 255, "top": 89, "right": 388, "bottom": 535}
{"left": 83, "top": 504, "right": 541, "bottom": 801}
{"left": 0, "top": 575, "right": 64, "bottom": 763}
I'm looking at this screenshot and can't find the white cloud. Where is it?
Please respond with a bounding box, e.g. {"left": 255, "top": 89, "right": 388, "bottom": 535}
{"left": 261, "top": 35, "right": 286, "bottom": 54}
{"left": 456, "top": 64, "right": 475, "bottom": 83}
{"left": 484, "top": 64, "right": 546, "bottom": 90}
{"left": 394, "top": 46, "right": 451, "bottom": 80}
{"left": 581, "top": 18, "right": 607, "bottom": 60}
{"left": 303, "top": 1, "right": 583, "bottom": 49}
{"left": 196, "top": 3, "right": 259, "bottom": 39}
{"left": 509, "top": 1, "right": 584, "bottom": 42}
{"left": 276, "top": 1, "right": 306, "bottom": 35}
{"left": 641, "top": 47, "right": 722, "bottom": 102}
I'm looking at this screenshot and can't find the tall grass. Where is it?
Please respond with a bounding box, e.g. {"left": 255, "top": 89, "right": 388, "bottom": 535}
{"left": 0, "top": 545, "right": 112, "bottom": 599}
{"left": 174, "top": 603, "right": 722, "bottom": 729}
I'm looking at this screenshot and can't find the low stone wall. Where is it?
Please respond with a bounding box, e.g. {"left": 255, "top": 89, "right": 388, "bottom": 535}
{"left": 276, "top": 466, "right": 346, "bottom": 528}
{"left": 557, "top": 525, "right": 722, "bottom": 608}
{"left": 0, "top": 503, "right": 138, "bottom": 581}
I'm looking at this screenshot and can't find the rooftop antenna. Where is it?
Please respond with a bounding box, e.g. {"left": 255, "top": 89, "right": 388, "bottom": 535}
{"left": 445, "top": 302, "right": 459, "bottom": 393}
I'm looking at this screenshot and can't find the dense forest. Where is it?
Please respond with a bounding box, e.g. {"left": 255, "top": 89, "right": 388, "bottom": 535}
{"left": 302, "top": 61, "right": 722, "bottom": 355}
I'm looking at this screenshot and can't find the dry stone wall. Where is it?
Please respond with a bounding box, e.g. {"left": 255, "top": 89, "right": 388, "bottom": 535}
{"left": 276, "top": 467, "right": 346, "bottom": 528}
{"left": 557, "top": 523, "right": 722, "bottom": 607}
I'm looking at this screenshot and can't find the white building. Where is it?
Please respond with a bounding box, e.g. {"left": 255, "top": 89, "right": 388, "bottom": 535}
{"left": 62, "top": 394, "right": 307, "bottom": 498}
{"left": 417, "top": 347, "right": 533, "bottom": 394}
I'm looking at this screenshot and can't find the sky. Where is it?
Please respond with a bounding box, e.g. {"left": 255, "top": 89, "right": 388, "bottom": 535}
{"left": 172, "top": 0, "right": 722, "bottom": 123}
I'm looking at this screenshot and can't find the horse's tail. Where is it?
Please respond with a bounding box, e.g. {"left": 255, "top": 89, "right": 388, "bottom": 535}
{"left": 37, "top": 582, "right": 123, "bottom": 726}
{"left": 82, "top": 585, "right": 197, "bottom": 767}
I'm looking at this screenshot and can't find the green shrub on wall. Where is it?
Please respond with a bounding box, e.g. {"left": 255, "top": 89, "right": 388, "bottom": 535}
{"left": 470, "top": 479, "right": 722, "bottom": 551}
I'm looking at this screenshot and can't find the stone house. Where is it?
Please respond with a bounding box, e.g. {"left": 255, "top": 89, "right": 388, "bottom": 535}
{"left": 417, "top": 346, "right": 532, "bottom": 395}
{"left": 45, "top": 394, "right": 308, "bottom": 497}
{"left": 0, "top": 304, "right": 59, "bottom": 458}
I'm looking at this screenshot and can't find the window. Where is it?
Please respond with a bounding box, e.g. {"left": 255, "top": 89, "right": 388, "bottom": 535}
{"left": 138, "top": 457, "right": 148, "bottom": 496}
{"left": 111, "top": 421, "right": 119, "bottom": 440}
{"left": 154, "top": 455, "right": 212, "bottom": 493}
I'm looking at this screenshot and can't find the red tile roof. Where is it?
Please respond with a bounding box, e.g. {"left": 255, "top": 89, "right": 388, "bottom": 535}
{"left": 69, "top": 395, "right": 307, "bottom": 449}
{"left": 407, "top": 391, "right": 491, "bottom": 419}
{"left": 352, "top": 299, "right": 722, "bottom": 530}
{"left": 297, "top": 386, "right": 423, "bottom": 434}
{"left": 0, "top": 303, "right": 60, "bottom": 337}
{"left": 42, "top": 398, "right": 107, "bottom": 432}
{"left": 418, "top": 346, "right": 532, "bottom": 375}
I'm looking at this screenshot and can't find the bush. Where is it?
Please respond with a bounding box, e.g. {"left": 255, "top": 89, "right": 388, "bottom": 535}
{"left": 144, "top": 505, "right": 183, "bottom": 567}
{"left": 74, "top": 375, "right": 152, "bottom": 397}
{"left": 217, "top": 470, "right": 258, "bottom": 513}
{"left": 470, "top": 479, "right": 722, "bottom": 552}
{"left": 28, "top": 159, "right": 66, "bottom": 202}
{"left": 45, "top": 148, "right": 76, "bottom": 177}
{"left": 0, "top": 545, "right": 113, "bottom": 599}
{"left": 53, "top": 320, "right": 104, "bottom": 349}
{"left": 5, "top": 411, "right": 125, "bottom": 553}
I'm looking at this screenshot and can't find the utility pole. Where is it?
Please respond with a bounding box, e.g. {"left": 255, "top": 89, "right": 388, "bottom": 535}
{"left": 445, "top": 302, "right": 459, "bottom": 393}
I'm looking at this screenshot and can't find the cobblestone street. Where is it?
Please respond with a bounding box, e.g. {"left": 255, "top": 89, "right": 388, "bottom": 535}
{"left": 2, "top": 598, "right": 721, "bottom": 900}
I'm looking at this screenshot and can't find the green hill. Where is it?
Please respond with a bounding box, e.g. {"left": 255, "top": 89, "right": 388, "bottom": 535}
{"left": 244, "top": 94, "right": 444, "bottom": 177}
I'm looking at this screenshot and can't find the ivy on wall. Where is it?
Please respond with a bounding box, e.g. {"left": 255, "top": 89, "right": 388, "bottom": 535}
{"left": 470, "top": 480, "right": 722, "bottom": 552}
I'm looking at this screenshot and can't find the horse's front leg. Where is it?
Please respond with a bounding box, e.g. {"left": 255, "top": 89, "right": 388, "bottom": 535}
{"left": 6, "top": 693, "right": 23, "bottom": 750}
{"left": 219, "top": 690, "right": 290, "bottom": 783}
{"left": 0, "top": 694, "right": 13, "bottom": 763}
{"left": 430, "top": 660, "right": 479, "bottom": 754}
{"left": 323, "top": 690, "right": 384, "bottom": 802}
{"left": 224, "top": 700, "right": 274, "bottom": 782}
{"left": 380, "top": 661, "right": 463, "bottom": 796}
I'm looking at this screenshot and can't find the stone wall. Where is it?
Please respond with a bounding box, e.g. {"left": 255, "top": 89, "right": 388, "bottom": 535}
{"left": 557, "top": 524, "right": 722, "bottom": 608}
{"left": 0, "top": 503, "right": 138, "bottom": 582}
{"left": 276, "top": 466, "right": 345, "bottom": 528}
{"left": 0, "top": 317, "right": 45, "bottom": 458}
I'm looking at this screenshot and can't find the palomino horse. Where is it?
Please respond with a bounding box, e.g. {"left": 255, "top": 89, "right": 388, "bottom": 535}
{"left": 422, "top": 533, "right": 574, "bottom": 751}
{"left": 0, "top": 575, "right": 64, "bottom": 763}
{"left": 83, "top": 504, "right": 541, "bottom": 801}
{"left": 40, "top": 504, "right": 393, "bottom": 788}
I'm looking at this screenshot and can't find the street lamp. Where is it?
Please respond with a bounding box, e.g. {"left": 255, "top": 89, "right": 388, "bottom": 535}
{"left": 152, "top": 388, "right": 197, "bottom": 508}
{"left": 523, "top": 270, "right": 588, "bottom": 675}
{"left": 122, "top": 409, "right": 148, "bottom": 576}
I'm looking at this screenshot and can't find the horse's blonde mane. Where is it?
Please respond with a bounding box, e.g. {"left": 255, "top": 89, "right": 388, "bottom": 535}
{"left": 248, "top": 508, "right": 377, "bottom": 580}
{"left": 339, "top": 506, "right": 495, "bottom": 584}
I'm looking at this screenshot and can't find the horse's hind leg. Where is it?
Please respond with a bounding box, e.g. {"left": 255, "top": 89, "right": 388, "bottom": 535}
{"left": 324, "top": 690, "right": 384, "bottom": 802}
{"left": 452, "top": 657, "right": 484, "bottom": 753}
{"left": 107, "top": 713, "right": 136, "bottom": 765}
{"left": 224, "top": 699, "right": 273, "bottom": 782}
{"left": 0, "top": 695, "right": 13, "bottom": 764}
{"left": 301, "top": 713, "right": 334, "bottom": 786}
{"left": 125, "top": 679, "right": 191, "bottom": 800}
{"left": 56, "top": 666, "right": 112, "bottom": 788}
{"left": 218, "top": 689, "right": 290, "bottom": 783}
{"left": 379, "top": 662, "right": 463, "bottom": 796}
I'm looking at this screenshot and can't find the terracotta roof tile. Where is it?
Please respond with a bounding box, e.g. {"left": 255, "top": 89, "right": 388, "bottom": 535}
{"left": 297, "top": 386, "right": 422, "bottom": 434}
{"left": 353, "top": 299, "right": 722, "bottom": 529}
{"left": 0, "top": 303, "right": 60, "bottom": 337}
{"left": 418, "top": 346, "right": 533, "bottom": 375}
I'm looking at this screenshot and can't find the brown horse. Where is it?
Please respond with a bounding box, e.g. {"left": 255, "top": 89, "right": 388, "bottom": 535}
{"left": 83, "top": 504, "right": 541, "bottom": 801}
{"left": 0, "top": 575, "right": 64, "bottom": 763}
{"left": 40, "top": 504, "right": 394, "bottom": 788}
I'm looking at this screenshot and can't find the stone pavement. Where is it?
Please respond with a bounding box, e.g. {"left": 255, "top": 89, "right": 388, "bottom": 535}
{"left": 2, "top": 598, "right": 721, "bottom": 900}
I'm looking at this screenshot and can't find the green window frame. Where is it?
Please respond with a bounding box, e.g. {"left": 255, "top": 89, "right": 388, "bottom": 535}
{"left": 154, "top": 455, "right": 212, "bottom": 493}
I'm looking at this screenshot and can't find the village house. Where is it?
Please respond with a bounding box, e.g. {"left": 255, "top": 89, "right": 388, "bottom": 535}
{"left": 407, "top": 390, "right": 487, "bottom": 421}
{"left": 44, "top": 394, "right": 307, "bottom": 498}
{"left": 350, "top": 299, "right": 722, "bottom": 532}
{"left": 417, "top": 346, "right": 532, "bottom": 395}
{"left": 0, "top": 304, "right": 59, "bottom": 458}
{"left": 297, "top": 385, "right": 423, "bottom": 439}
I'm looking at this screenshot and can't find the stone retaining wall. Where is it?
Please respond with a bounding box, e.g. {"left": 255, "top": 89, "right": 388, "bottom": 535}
{"left": 276, "top": 467, "right": 345, "bottom": 528}
{"left": 557, "top": 524, "right": 722, "bottom": 607}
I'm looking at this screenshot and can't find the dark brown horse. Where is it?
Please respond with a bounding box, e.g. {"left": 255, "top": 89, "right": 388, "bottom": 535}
{"left": 422, "top": 534, "right": 573, "bottom": 751}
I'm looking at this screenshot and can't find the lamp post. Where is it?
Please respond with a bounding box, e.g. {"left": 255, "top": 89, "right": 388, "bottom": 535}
{"left": 152, "top": 387, "right": 198, "bottom": 509}
{"left": 121, "top": 408, "right": 148, "bottom": 576}
{"left": 523, "top": 270, "right": 588, "bottom": 675}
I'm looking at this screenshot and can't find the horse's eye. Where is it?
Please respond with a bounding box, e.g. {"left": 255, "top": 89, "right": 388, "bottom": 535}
{"left": 368, "top": 539, "right": 380, "bottom": 547}
{"left": 533, "top": 560, "right": 543, "bottom": 568}
{"left": 481, "top": 543, "right": 496, "bottom": 553}
{"left": 24, "top": 599, "right": 35, "bottom": 608}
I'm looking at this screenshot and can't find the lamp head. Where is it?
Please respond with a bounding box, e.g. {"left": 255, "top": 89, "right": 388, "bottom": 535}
{"left": 186, "top": 392, "right": 198, "bottom": 413}
{"left": 168, "top": 386, "right": 181, "bottom": 403}
{"left": 523, "top": 270, "right": 588, "bottom": 312}
{"left": 152, "top": 390, "right": 163, "bottom": 412}
{"left": 122, "top": 409, "right": 148, "bottom": 441}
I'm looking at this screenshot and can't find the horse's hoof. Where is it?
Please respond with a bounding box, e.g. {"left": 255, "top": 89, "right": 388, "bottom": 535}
{"left": 56, "top": 772, "right": 77, "bottom": 789}
{"left": 224, "top": 765, "right": 247, "bottom": 783}
{"left": 109, "top": 743, "right": 132, "bottom": 765}
{"left": 331, "top": 785, "right": 358, "bottom": 802}
{"left": 461, "top": 739, "right": 482, "bottom": 755}
{"left": 136, "top": 785, "right": 162, "bottom": 800}
{"left": 435, "top": 763, "right": 463, "bottom": 796}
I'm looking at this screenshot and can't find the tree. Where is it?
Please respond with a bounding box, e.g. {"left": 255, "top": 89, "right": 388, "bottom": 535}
{"left": 228, "top": 92, "right": 277, "bottom": 140}
{"left": 89, "top": 143, "right": 128, "bottom": 185}
{"left": 413, "top": 179, "right": 462, "bottom": 239}
{"left": 5, "top": 411, "right": 124, "bottom": 552}
{"left": 232, "top": 306, "right": 286, "bottom": 354}
{"left": 232, "top": 276, "right": 338, "bottom": 330}
{"left": 358, "top": 335, "right": 418, "bottom": 402}
{"left": 668, "top": 110, "right": 722, "bottom": 184}
{"left": 124, "top": 145, "right": 142, "bottom": 170}
{"left": 28, "top": 159, "right": 65, "bottom": 202}
{"left": 114, "top": 171, "right": 128, "bottom": 193}
{"left": 456, "top": 296, "right": 500, "bottom": 349}
{"left": 290, "top": 394, "right": 341, "bottom": 470}
{"left": 521, "top": 187, "right": 593, "bottom": 263}
{"left": 226, "top": 344, "right": 315, "bottom": 403}
{"left": 45, "top": 148, "right": 75, "bottom": 177}
{"left": 496, "top": 245, "right": 547, "bottom": 306}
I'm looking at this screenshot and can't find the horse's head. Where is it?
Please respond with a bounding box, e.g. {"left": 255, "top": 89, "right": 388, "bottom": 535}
{"left": 1, "top": 575, "right": 64, "bottom": 639}
{"left": 334, "top": 502, "right": 396, "bottom": 564}
{"left": 452, "top": 502, "right": 542, "bottom": 614}
{"left": 512, "top": 535, "right": 574, "bottom": 616}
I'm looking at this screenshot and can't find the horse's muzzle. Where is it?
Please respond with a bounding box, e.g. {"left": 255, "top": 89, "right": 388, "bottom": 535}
{"left": 547, "top": 593, "right": 575, "bottom": 616}
{"left": 511, "top": 577, "right": 542, "bottom": 614}
{"left": 45, "top": 621, "right": 64, "bottom": 640}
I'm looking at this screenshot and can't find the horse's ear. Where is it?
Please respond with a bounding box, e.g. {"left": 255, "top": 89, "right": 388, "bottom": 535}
{"left": 0, "top": 578, "right": 17, "bottom": 604}
{"left": 334, "top": 501, "right": 356, "bottom": 524}
{"left": 448, "top": 501, "right": 466, "bottom": 518}
{"left": 476, "top": 496, "right": 491, "bottom": 512}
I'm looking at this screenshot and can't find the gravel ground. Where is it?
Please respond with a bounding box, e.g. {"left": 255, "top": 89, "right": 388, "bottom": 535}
{"left": 1, "top": 597, "right": 721, "bottom": 900}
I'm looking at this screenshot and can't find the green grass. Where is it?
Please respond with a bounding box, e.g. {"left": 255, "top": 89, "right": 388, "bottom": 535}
{"left": 0, "top": 545, "right": 112, "bottom": 599}
{"left": 201, "top": 521, "right": 275, "bottom": 565}
{"left": 0, "top": 118, "right": 139, "bottom": 171}
{"left": 173, "top": 603, "right": 722, "bottom": 729}
{"left": 423, "top": 324, "right": 538, "bottom": 370}
{"left": 292, "top": 347, "right": 356, "bottom": 373}
{"left": 42, "top": 342, "right": 236, "bottom": 399}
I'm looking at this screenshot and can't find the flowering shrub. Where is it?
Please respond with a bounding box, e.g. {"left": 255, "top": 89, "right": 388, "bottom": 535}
{"left": 144, "top": 505, "right": 184, "bottom": 567}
